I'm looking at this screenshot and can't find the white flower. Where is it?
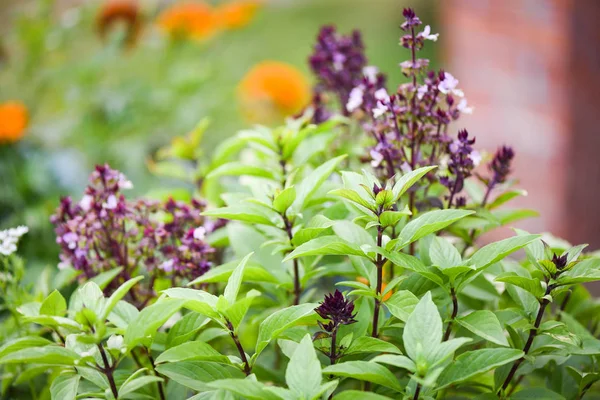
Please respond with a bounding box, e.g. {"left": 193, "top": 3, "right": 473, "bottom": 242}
{"left": 374, "top": 88, "right": 389, "bottom": 102}
{"left": 346, "top": 87, "right": 364, "bottom": 112}
{"left": 193, "top": 227, "right": 206, "bottom": 241}
{"left": 160, "top": 259, "right": 174, "bottom": 272}
{"left": 417, "top": 84, "right": 428, "bottom": 100}
{"left": 363, "top": 66, "right": 379, "bottom": 84}
{"left": 457, "top": 98, "right": 473, "bottom": 114}
{"left": 438, "top": 72, "right": 463, "bottom": 97}
{"left": 419, "top": 25, "right": 439, "bottom": 41}
{"left": 103, "top": 194, "right": 118, "bottom": 210}
{"left": 118, "top": 173, "right": 133, "bottom": 190}
{"left": 469, "top": 150, "right": 482, "bottom": 167}
{"left": 370, "top": 150, "right": 384, "bottom": 167}
{"left": 0, "top": 225, "right": 29, "bottom": 257}
{"left": 400, "top": 162, "right": 412, "bottom": 174}
{"left": 58, "top": 261, "right": 70, "bottom": 270}
{"left": 62, "top": 232, "right": 79, "bottom": 250}
{"left": 107, "top": 335, "right": 124, "bottom": 350}
{"left": 372, "top": 102, "right": 388, "bottom": 118}
{"left": 79, "top": 194, "right": 94, "bottom": 211}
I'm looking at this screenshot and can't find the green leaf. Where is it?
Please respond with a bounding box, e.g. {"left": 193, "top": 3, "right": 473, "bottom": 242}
{"left": 371, "top": 354, "right": 416, "bottom": 372}
{"left": 0, "top": 346, "right": 79, "bottom": 366}
{"left": 293, "top": 155, "right": 346, "bottom": 210}
{"left": 329, "top": 188, "right": 375, "bottom": 212}
{"left": 292, "top": 215, "right": 335, "bottom": 247}
{"left": 345, "top": 337, "right": 402, "bottom": 356}
{"left": 286, "top": 334, "right": 321, "bottom": 399}
{"left": 334, "top": 391, "right": 394, "bottom": 400}
{"left": 333, "top": 221, "right": 375, "bottom": 248}
{"left": 403, "top": 292, "right": 442, "bottom": 362}
{"left": 380, "top": 208, "right": 411, "bottom": 228}
{"left": 207, "top": 162, "right": 276, "bottom": 180}
{"left": 273, "top": 187, "right": 297, "bottom": 214}
{"left": 255, "top": 303, "right": 318, "bottom": 356}
{"left": 0, "top": 337, "right": 53, "bottom": 359}
{"left": 398, "top": 209, "right": 474, "bottom": 249}
{"left": 125, "top": 298, "right": 187, "bottom": 348}
{"left": 495, "top": 274, "right": 544, "bottom": 298}
{"left": 510, "top": 388, "right": 565, "bottom": 400}
{"left": 430, "top": 236, "right": 462, "bottom": 269}
{"left": 119, "top": 375, "right": 163, "bottom": 398}
{"left": 100, "top": 276, "right": 144, "bottom": 321}
{"left": 90, "top": 267, "right": 123, "bottom": 289}
{"left": 558, "top": 258, "right": 600, "bottom": 285}
{"left": 437, "top": 348, "right": 523, "bottom": 389}
{"left": 468, "top": 234, "right": 540, "bottom": 271}
{"left": 155, "top": 361, "right": 243, "bottom": 391}
{"left": 202, "top": 206, "right": 276, "bottom": 226}
{"left": 384, "top": 290, "right": 419, "bottom": 322}
{"left": 488, "top": 189, "right": 528, "bottom": 210}
{"left": 322, "top": 361, "right": 402, "bottom": 392}
{"left": 283, "top": 236, "right": 365, "bottom": 262}
{"left": 455, "top": 310, "right": 509, "bottom": 346}
{"left": 156, "top": 341, "right": 230, "bottom": 364}
{"left": 224, "top": 253, "right": 253, "bottom": 305}
{"left": 50, "top": 373, "right": 80, "bottom": 400}
{"left": 162, "top": 288, "right": 220, "bottom": 320}
{"left": 207, "top": 379, "right": 278, "bottom": 400}
{"left": 392, "top": 166, "right": 437, "bottom": 201}
{"left": 166, "top": 313, "right": 210, "bottom": 349}
{"left": 189, "top": 260, "right": 277, "bottom": 285}
{"left": 40, "top": 290, "right": 67, "bottom": 317}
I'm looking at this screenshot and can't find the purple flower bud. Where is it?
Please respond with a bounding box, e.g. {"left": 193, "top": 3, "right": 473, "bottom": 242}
{"left": 489, "top": 145, "right": 515, "bottom": 185}
{"left": 315, "top": 290, "right": 357, "bottom": 332}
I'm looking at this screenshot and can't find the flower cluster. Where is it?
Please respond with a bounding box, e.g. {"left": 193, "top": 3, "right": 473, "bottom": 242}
{"left": 309, "top": 26, "right": 376, "bottom": 116}
{"left": 315, "top": 290, "right": 357, "bottom": 333}
{"left": 51, "top": 164, "right": 218, "bottom": 303}
{"left": 0, "top": 226, "right": 28, "bottom": 256}
{"left": 308, "top": 8, "right": 509, "bottom": 210}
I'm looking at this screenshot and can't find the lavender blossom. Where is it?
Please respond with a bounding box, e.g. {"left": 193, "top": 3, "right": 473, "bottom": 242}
{"left": 51, "top": 164, "right": 218, "bottom": 303}
{"left": 440, "top": 129, "right": 479, "bottom": 207}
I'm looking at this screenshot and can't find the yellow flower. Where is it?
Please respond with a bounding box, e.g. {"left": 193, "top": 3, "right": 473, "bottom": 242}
{"left": 216, "top": 1, "right": 260, "bottom": 29}
{"left": 156, "top": 2, "right": 218, "bottom": 40}
{"left": 0, "top": 101, "right": 28, "bottom": 144}
{"left": 238, "top": 61, "right": 310, "bottom": 124}
{"left": 96, "top": 0, "right": 142, "bottom": 48}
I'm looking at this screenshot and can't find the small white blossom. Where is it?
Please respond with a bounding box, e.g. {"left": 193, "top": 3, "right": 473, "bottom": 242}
{"left": 103, "top": 194, "right": 118, "bottom": 210}
{"left": 118, "top": 173, "right": 133, "bottom": 190}
{"left": 193, "top": 227, "right": 206, "bottom": 241}
{"left": 58, "top": 261, "right": 70, "bottom": 270}
{"left": 370, "top": 150, "right": 384, "bottom": 168}
{"left": 372, "top": 102, "right": 387, "bottom": 118}
{"left": 79, "top": 194, "right": 94, "bottom": 211}
{"left": 417, "top": 84, "right": 428, "bottom": 100}
{"left": 107, "top": 335, "right": 124, "bottom": 351}
{"left": 363, "top": 66, "right": 379, "bottom": 84}
{"left": 419, "top": 25, "right": 439, "bottom": 41}
{"left": 438, "top": 72, "right": 464, "bottom": 97}
{"left": 160, "top": 259, "right": 174, "bottom": 272}
{"left": 400, "top": 162, "right": 412, "bottom": 174}
{"left": 457, "top": 98, "right": 473, "bottom": 114}
{"left": 346, "top": 87, "right": 364, "bottom": 112}
{"left": 374, "top": 88, "right": 389, "bottom": 102}
{"left": 470, "top": 150, "right": 482, "bottom": 166}
{"left": 0, "top": 226, "right": 28, "bottom": 256}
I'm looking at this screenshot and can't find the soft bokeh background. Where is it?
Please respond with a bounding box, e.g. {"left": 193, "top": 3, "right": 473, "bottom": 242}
{"left": 2, "top": 0, "right": 599, "bottom": 273}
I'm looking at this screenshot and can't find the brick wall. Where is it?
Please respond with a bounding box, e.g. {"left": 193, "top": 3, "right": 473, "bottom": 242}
{"left": 440, "top": 0, "right": 600, "bottom": 247}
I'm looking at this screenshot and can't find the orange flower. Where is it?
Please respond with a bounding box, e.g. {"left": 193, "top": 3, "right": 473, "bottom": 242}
{"left": 216, "top": 1, "right": 260, "bottom": 29}
{"left": 356, "top": 276, "right": 392, "bottom": 301}
{"left": 97, "top": 0, "right": 142, "bottom": 48}
{"left": 238, "top": 61, "right": 310, "bottom": 124}
{"left": 0, "top": 101, "right": 28, "bottom": 144}
{"left": 156, "top": 2, "right": 218, "bottom": 40}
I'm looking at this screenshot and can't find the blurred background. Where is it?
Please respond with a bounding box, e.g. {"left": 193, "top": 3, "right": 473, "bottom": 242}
{"left": 1, "top": 0, "right": 599, "bottom": 272}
